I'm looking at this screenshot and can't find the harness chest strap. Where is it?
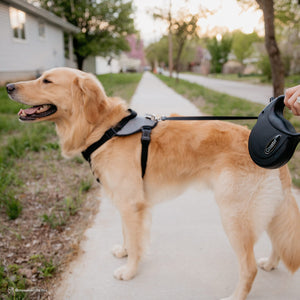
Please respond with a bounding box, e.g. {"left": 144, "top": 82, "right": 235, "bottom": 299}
{"left": 140, "top": 126, "right": 152, "bottom": 178}
{"left": 81, "top": 109, "right": 157, "bottom": 179}
{"left": 81, "top": 109, "right": 137, "bottom": 163}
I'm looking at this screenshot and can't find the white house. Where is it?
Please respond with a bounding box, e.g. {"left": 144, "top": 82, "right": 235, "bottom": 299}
{"left": 0, "top": 0, "right": 79, "bottom": 85}
{"left": 83, "top": 34, "right": 146, "bottom": 75}
{"left": 85, "top": 54, "right": 141, "bottom": 75}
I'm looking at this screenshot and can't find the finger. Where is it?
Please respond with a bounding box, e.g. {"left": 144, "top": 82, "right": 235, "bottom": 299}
{"left": 284, "top": 95, "right": 292, "bottom": 109}
{"left": 284, "top": 85, "right": 300, "bottom": 108}
{"left": 293, "top": 100, "right": 300, "bottom": 116}
{"left": 288, "top": 92, "right": 300, "bottom": 109}
{"left": 285, "top": 93, "right": 296, "bottom": 109}
{"left": 286, "top": 84, "right": 300, "bottom": 96}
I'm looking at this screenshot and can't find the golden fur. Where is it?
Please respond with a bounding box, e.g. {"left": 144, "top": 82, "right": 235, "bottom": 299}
{"left": 8, "top": 68, "right": 300, "bottom": 300}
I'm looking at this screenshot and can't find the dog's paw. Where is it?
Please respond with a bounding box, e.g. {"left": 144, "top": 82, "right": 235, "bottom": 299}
{"left": 113, "top": 265, "right": 137, "bottom": 281}
{"left": 112, "top": 244, "right": 128, "bottom": 258}
{"left": 220, "top": 296, "right": 234, "bottom": 300}
{"left": 257, "top": 257, "right": 277, "bottom": 272}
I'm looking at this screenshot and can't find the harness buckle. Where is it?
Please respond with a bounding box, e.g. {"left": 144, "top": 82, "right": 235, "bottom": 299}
{"left": 145, "top": 114, "right": 166, "bottom": 122}
{"left": 104, "top": 128, "right": 117, "bottom": 139}
{"left": 145, "top": 113, "right": 157, "bottom": 121}
{"left": 141, "top": 126, "right": 152, "bottom": 143}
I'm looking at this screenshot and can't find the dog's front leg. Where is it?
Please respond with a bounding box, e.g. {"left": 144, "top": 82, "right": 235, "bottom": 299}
{"left": 112, "top": 219, "right": 128, "bottom": 258}
{"left": 113, "top": 201, "right": 151, "bottom": 281}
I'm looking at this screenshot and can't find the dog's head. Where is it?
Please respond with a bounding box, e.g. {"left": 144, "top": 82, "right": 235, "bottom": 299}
{"left": 6, "top": 67, "right": 107, "bottom": 124}
{"left": 6, "top": 67, "right": 113, "bottom": 157}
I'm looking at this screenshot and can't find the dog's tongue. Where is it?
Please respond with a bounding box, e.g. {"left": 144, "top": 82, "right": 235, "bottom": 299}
{"left": 23, "top": 107, "right": 40, "bottom": 115}
{"left": 18, "top": 105, "right": 47, "bottom": 116}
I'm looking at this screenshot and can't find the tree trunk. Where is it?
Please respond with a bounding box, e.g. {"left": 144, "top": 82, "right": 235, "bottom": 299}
{"left": 168, "top": 0, "right": 173, "bottom": 78}
{"left": 168, "top": 31, "right": 173, "bottom": 78}
{"left": 256, "top": 0, "right": 285, "bottom": 97}
{"left": 175, "top": 41, "right": 184, "bottom": 71}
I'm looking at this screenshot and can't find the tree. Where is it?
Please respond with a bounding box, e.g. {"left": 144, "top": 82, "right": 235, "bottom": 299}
{"left": 37, "top": 0, "right": 136, "bottom": 70}
{"left": 274, "top": 0, "right": 300, "bottom": 30}
{"left": 206, "top": 33, "right": 232, "bottom": 73}
{"left": 172, "top": 11, "right": 199, "bottom": 75}
{"left": 274, "top": 0, "right": 300, "bottom": 74}
{"left": 232, "top": 30, "right": 261, "bottom": 65}
{"left": 255, "top": 0, "right": 285, "bottom": 96}
{"left": 145, "top": 36, "right": 169, "bottom": 70}
{"left": 152, "top": 3, "right": 210, "bottom": 77}
{"left": 238, "top": 0, "right": 285, "bottom": 96}
{"left": 146, "top": 35, "right": 200, "bottom": 72}
{"left": 152, "top": 2, "right": 174, "bottom": 77}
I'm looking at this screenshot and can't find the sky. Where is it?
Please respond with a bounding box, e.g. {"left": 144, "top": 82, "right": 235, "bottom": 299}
{"left": 133, "top": 0, "right": 264, "bottom": 45}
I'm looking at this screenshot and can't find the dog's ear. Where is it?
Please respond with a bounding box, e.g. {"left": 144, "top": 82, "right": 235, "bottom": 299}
{"left": 73, "top": 74, "right": 107, "bottom": 124}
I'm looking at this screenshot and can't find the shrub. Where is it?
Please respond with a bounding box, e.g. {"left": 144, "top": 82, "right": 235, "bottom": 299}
{"left": 257, "top": 55, "right": 271, "bottom": 80}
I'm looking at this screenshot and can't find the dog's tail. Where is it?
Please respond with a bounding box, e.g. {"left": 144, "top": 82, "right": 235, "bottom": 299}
{"left": 268, "top": 166, "right": 300, "bottom": 273}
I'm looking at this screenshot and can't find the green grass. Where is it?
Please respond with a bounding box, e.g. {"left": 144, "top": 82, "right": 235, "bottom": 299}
{"left": 0, "top": 264, "right": 27, "bottom": 299}
{"left": 157, "top": 74, "right": 300, "bottom": 187}
{"left": 285, "top": 74, "right": 300, "bottom": 88}
{"left": 97, "top": 73, "right": 142, "bottom": 101}
{"left": 0, "top": 86, "right": 56, "bottom": 219}
{"left": 0, "top": 87, "right": 25, "bottom": 114}
{"left": 0, "top": 254, "right": 56, "bottom": 297}
{"left": 157, "top": 74, "right": 264, "bottom": 128}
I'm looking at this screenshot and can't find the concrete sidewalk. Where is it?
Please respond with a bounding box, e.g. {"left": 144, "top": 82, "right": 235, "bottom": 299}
{"left": 173, "top": 72, "right": 273, "bottom": 105}
{"left": 55, "top": 72, "right": 300, "bottom": 300}
{"left": 130, "top": 72, "right": 202, "bottom": 116}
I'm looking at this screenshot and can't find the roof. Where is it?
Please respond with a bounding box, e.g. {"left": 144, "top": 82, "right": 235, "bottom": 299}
{"left": 2, "top": 0, "right": 80, "bottom": 33}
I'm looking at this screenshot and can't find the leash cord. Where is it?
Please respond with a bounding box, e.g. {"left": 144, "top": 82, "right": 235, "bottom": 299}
{"left": 160, "top": 115, "right": 258, "bottom": 121}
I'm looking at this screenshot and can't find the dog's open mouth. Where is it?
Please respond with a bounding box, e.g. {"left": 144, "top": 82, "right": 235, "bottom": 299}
{"left": 18, "top": 104, "right": 57, "bottom": 121}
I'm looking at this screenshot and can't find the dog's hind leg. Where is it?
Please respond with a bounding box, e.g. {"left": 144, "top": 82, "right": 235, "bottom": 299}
{"left": 113, "top": 199, "right": 151, "bottom": 281}
{"left": 258, "top": 166, "right": 300, "bottom": 274}
{"left": 219, "top": 212, "right": 257, "bottom": 300}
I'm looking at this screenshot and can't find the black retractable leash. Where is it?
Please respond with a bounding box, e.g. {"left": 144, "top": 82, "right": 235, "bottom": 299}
{"left": 248, "top": 95, "right": 300, "bottom": 169}
{"left": 161, "top": 95, "right": 300, "bottom": 169}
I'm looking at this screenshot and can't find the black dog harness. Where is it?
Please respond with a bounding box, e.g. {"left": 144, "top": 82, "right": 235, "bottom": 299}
{"left": 81, "top": 109, "right": 259, "bottom": 179}
{"left": 81, "top": 109, "right": 157, "bottom": 178}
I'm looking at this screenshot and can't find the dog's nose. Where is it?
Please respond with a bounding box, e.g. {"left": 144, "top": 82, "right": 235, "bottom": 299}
{"left": 6, "top": 83, "right": 16, "bottom": 94}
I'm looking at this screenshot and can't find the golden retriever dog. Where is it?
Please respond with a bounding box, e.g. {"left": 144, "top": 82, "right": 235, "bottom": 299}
{"left": 6, "top": 67, "right": 300, "bottom": 300}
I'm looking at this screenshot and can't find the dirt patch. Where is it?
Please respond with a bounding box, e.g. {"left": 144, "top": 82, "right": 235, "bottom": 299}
{"left": 0, "top": 149, "right": 101, "bottom": 299}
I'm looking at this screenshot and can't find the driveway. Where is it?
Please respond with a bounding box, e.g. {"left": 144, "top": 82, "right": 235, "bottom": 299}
{"left": 55, "top": 72, "right": 300, "bottom": 300}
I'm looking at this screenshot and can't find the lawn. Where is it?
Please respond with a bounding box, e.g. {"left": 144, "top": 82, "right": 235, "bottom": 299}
{"left": 157, "top": 74, "right": 300, "bottom": 187}
{"left": 0, "top": 72, "right": 142, "bottom": 298}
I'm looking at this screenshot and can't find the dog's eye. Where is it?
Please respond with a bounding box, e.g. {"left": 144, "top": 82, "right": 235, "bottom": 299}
{"left": 43, "top": 78, "right": 52, "bottom": 84}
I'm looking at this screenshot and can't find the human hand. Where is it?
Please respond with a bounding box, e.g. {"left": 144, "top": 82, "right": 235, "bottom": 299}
{"left": 284, "top": 84, "right": 300, "bottom": 115}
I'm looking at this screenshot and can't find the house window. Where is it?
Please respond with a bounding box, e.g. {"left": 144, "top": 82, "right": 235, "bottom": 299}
{"left": 38, "top": 21, "right": 45, "bottom": 38}
{"left": 9, "top": 7, "right": 26, "bottom": 40}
